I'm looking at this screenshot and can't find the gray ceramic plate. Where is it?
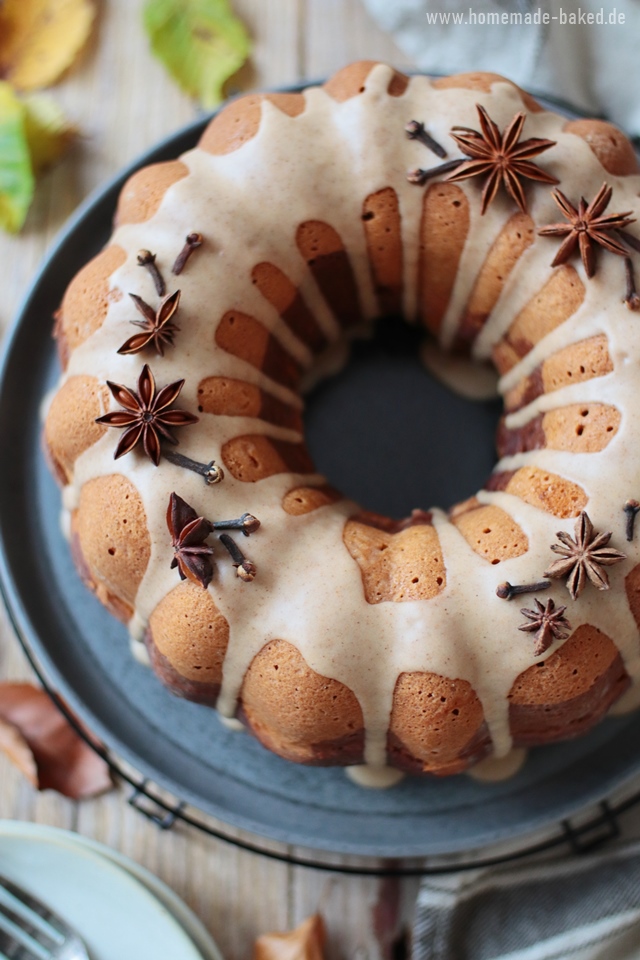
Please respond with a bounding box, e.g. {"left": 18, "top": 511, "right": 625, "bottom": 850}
{"left": 2, "top": 99, "right": 640, "bottom": 862}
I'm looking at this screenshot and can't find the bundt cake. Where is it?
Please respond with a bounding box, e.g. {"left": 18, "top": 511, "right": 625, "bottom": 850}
{"left": 44, "top": 62, "right": 640, "bottom": 781}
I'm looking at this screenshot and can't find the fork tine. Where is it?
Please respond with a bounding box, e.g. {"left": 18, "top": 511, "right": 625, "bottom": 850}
{"left": 0, "top": 924, "right": 43, "bottom": 960}
{"left": 0, "top": 875, "right": 72, "bottom": 939}
{"left": 0, "top": 875, "right": 90, "bottom": 960}
{"left": 0, "top": 896, "right": 59, "bottom": 952}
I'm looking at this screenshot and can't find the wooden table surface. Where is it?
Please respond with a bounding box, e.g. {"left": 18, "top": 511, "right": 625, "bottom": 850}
{"left": 3, "top": 4, "right": 640, "bottom": 957}
{"left": 0, "top": 2, "right": 419, "bottom": 958}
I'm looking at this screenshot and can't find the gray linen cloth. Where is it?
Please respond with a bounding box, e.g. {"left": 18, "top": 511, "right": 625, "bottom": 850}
{"left": 412, "top": 839, "right": 640, "bottom": 959}
{"left": 362, "top": 0, "right": 640, "bottom": 137}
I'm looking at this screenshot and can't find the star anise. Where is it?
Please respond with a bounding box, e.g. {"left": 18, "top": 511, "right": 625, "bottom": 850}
{"left": 95, "top": 364, "right": 199, "bottom": 465}
{"left": 544, "top": 510, "right": 626, "bottom": 600}
{"left": 118, "top": 290, "right": 181, "bottom": 356}
{"left": 538, "top": 183, "right": 635, "bottom": 278}
{"left": 443, "top": 104, "right": 558, "bottom": 214}
{"left": 167, "top": 492, "right": 215, "bottom": 589}
{"left": 518, "top": 597, "right": 571, "bottom": 657}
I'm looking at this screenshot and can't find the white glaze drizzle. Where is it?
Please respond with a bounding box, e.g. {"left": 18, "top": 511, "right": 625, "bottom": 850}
{"left": 421, "top": 340, "right": 499, "bottom": 400}
{"left": 468, "top": 748, "right": 527, "bottom": 782}
{"left": 54, "top": 65, "right": 640, "bottom": 772}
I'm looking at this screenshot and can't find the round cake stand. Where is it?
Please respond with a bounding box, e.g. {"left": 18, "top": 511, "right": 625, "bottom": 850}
{"left": 2, "top": 85, "right": 640, "bottom": 874}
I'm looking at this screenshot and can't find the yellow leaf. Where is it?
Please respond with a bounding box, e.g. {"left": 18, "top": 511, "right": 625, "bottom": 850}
{"left": 0, "top": 0, "right": 96, "bottom": 91}
{"left": 0, "top": 82, "right": 34, "bottom": 232}
{"left": 254, "top": 916, "right": 327, "bottom": 960}
{"left": 143, "top": 0, "right": 251, "bottom": 109}
{"left": 22, "top": 94, "right": 76, "bottom": 173}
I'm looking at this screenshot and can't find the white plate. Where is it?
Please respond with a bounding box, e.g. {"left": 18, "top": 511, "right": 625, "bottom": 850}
{"left": 0, "top": 820, "right": 224, "bottom": 960}
{"left": 61, "top": 835, "right": 224, "bottom": 960}
{"left": 0, "top": 822, "right": 213, "bottom": 960}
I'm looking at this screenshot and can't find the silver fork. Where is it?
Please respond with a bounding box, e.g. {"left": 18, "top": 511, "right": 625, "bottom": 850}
{"left": 0, "top": 873, "right": 90, "bottom": 960}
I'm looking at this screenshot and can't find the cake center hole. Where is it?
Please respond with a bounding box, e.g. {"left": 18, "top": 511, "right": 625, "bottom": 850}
{"left": 304, "top": 318, "right": 503, "bottom": 518}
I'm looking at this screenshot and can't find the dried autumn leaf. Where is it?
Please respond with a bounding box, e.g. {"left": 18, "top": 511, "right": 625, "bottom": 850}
{"left": 254, "top": 915, "right": 326, "bottom": 960}
{"left": 0, "top": 82, "right": 34, "bottom": 232}
{"left": 143, "top": 0, "right": 251, "bottom": 108}
{"left": 23, "top": 93, "right": 77, "bottom": 174}
{"left": 0, "top": 716, "right": 38, "bottom": 786}
{"left": 0, "top": 84, "right": 76, "bottom": 232}
{"left": 0, "top": 0, "right": 96, "bottom": 92}
{"left": 0, "top": 683, "right": 113, "bottom": 799}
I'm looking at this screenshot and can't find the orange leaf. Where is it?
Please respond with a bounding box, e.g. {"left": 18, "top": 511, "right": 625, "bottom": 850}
{"left": 0, "top": 716, "right": 38, "bottom": 786}
{"left": 0, "top": 683, "right": 112, "bottom": 799}
{"left": 254, "top": 915, "right": 327, "bottom": 960}
{"left": 0, "top": 0, "right": 96, "bottom": 91}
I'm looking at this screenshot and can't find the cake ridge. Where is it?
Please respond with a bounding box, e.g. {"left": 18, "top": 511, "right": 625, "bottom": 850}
{"left": 45, "top": 62, "right": 640, "bottom": 777}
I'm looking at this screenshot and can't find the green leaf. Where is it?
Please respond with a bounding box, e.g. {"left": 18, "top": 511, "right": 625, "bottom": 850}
{"left": 143, "top": 0, "right": 251, "bottom": 109}
{"left": 22, "top": 93, "right": 77, "bottom": 174}
{"left": 0, "top": 82, "right": 34, "bottom": 233}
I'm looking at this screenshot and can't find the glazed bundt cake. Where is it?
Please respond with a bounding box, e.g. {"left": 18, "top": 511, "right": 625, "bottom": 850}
{"left": 44, "top": 62, "right": 640, "bottom": 780}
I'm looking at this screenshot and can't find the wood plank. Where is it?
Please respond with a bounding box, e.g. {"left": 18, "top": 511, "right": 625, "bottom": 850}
{"left": 304, "top": 0, "right": 413, "bottom": 79}
{"left": 231, "top": 0, "right": 303, "bottom": 88}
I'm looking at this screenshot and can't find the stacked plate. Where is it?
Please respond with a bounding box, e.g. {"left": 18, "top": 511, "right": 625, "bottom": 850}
{"left": 0, "top": 821, "right": 222, "bottom": 960}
